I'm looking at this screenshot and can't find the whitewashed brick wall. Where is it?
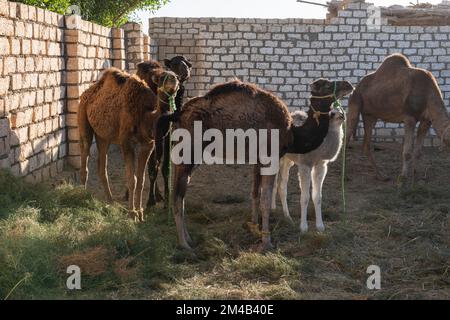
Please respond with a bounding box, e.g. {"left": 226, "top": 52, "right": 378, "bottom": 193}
{"left": 149, "top": 1, "right": 450, "bottom": 146}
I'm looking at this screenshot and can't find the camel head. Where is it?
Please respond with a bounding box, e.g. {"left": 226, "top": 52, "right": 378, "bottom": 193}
{"left": 330, "top": 109, "right": 346, "bottom": 127}
{"left": 136, "top": 60, "right": 164, "bottom": 89}
{"left": 164, "top": 56, "right": 192, "bottom": 82}
{"left": 310, "top": 78, "right": 354, "bottom": 101}
{"left": 153, "top": 70, "right": 180, "bottom": 96}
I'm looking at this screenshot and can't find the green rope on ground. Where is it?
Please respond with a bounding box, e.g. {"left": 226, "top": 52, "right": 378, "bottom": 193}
{"left": 333, "top": 82, "right": 347, "bottom": 215}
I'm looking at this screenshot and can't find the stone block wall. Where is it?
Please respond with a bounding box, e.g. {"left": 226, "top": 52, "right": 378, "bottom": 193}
{"left": 0, "top": 0, "right": 150, "bottom": 180}
{"left": 148, "top": 1, "right": 450, "bottom": 146}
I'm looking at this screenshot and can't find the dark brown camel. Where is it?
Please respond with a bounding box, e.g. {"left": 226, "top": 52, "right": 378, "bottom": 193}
{"left": 78, "top": 68, "right": 179, "bottom": 221}
{"left": 124, "top": 56, "right": 192, "bottom": 207}
{"left": 164, "top": 79, "right": 353, "bottom": 250}
{"left": 347, "top": 53, "right": 450, "bottom": 184}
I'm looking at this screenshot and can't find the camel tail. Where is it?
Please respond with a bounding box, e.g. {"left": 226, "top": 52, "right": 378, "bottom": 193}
{"left": 346, "top": 88, "right": 363, "bottom": 144}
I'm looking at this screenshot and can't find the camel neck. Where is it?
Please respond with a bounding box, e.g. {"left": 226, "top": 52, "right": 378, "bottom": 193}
{"left": 287, "top": 105, "right": 331, "bottom": 154}
{"left": 427, "top": 94, "right": 450, "bottom": 140}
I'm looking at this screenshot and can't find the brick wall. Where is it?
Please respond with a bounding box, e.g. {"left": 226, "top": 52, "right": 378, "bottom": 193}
{"left": 0, "top": 0, "right": 151, "bottom": 181}
{"left": 148, "top": 1, "right": 450, "bottom": 146}
{"left": 0, "top": 1, "right": 67, "bottom": 182}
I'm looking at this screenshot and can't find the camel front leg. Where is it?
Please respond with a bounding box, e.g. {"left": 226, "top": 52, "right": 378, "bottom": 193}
{"left": 399, "top": 117, "right": 417, "bottom": 186}
{"left": 362, "top": 115, "right": 386, "bottom": 180}
{"left": 146, "top": 150, "right": 160, "bottom": 207}
{"left": 121, "top": 143, "right": 137, "bottom": 221}
{"left": 298, "top": 165, "right": 312, "bottom": 233}
{"left": 161, "top": 135, "right": 171, "bottom": 208}
{"left": 135, "top": 142, "right": 154, "bottom": 222}
{"left": 412, "top": 120, "right": 431, "bottom": 182}
{"left": 311, "top": 162, "right": 328, "bottom": 232}
{"left": 276, "top": 157, "right": 294, "bottom": 224}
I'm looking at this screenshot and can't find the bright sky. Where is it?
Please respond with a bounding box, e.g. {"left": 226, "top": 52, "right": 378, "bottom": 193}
{"left": 137, "top": 0, "right": 444, "bottom": 34}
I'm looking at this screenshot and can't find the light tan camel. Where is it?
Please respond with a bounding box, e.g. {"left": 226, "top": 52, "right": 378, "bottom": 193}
{"left": 347, "top": 53, "right": 450, "bottom": 184}
{"left": 77, "top": 68, "right": 179, "bottom": 221}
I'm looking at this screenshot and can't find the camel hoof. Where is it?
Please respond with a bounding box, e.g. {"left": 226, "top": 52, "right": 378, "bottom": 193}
{"left": 128, "top": 210, "right": 139, "bottom": 223}
{"left": 396, "top": 175, "right": 407, "bottom": 188}
{"left": 316, "top": 223, "right": 325, "bottom": 232}
{"left": 300, "top": 224, "right": 309, "bottom": 234}
{"left": 138, "top": 209, "right": 145, "bottom": 223}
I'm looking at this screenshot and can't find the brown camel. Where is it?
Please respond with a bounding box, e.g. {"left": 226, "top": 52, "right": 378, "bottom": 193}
{"left": 123, "top": 56, "right": 192, "bottom": 207}
{"left": 164, "top": 78, "right": 353, "bottom": 250}
{"left": 347, "top": 53, "right": 450, "bottom": 184}
{"left": 78, "top": 68, "right": 179, "bottom": 221}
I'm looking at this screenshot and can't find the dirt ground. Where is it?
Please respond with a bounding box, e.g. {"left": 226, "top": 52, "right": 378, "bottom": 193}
{"left": 57, "top": 141, "right": 450, "bottom": 299}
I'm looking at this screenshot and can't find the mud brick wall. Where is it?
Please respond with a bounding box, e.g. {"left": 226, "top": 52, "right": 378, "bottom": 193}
{"left": 0, "top": 0, "right": 151, "bottom": 181}
{"left": 0, "top": 1, "right": 67, "bottom": 182}
{"left": 148, "top": 1, "right": 450, "bottom": 146}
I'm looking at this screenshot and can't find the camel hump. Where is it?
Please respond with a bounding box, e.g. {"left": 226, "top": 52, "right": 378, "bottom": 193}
{"left": 99, "top": 67, "right": 130, "bottom": 85}
{"left": 376, "top": 53, "right": 412, "bottom": 74}
{"left": 205, "top": 79, "right": 260, "bottom": 98}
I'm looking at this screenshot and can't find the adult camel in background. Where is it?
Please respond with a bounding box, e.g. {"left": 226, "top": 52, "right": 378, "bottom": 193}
{"left": 346, "top": 53, "right": 450, "bottom": 184}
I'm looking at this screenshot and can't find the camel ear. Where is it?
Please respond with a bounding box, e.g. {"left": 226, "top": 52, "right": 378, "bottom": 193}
{"left": 164, "top": 59, "right": 171, "bottom": 68}
{"left": 181, "top": 56, "right": 192, "bottom": 68}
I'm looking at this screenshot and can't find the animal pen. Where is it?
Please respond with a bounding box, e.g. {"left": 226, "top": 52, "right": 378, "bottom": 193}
{"left": 0, "top": 0, "right": 449, "bottom": 302}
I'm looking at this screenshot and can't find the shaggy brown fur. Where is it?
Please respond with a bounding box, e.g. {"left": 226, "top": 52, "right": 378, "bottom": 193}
{"left": 78, "top": 67, "right": 179, "bottom": 221}
{"left": 170, "top": 79, "right": 353, "bottom": 251}
{"left": 346, "top": 53, "right": 450, "bottom": 184}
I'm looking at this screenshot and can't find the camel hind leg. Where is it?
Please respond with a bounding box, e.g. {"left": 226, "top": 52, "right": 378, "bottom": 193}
{"left": 362, "top": 115, "right": 386, "bottom": 180}
{"left": 96, "top": 136, "right": 113, "bottom": 203}
{"left": 78, "top": 106, "right": 94, "bottom": 188}
{"left": 173, "top": 164, "right": 194, "bottom": 250}
{"left": 346, "top": 90, "right": 363, "bottom": 145}
{"left": 134, "top": 142, "right": 154, "bottom": 222}
{"left": 146, "top": 150, "right": 160, "bottom": 207}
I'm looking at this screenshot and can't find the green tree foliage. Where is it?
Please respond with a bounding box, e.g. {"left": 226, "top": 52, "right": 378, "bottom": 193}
{"left": 14, "top": 0, "right": 169, "bottom": 27}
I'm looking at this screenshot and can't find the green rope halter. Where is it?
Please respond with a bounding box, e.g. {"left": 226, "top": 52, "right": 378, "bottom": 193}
{"left": 332, "top": 81, "right": 347, "bottom": 216}
{"left": 158, "top": 73, "right": 178, "bottom": 113}
{"left": 158, "top": 73, "right": 179, "bottom": 224}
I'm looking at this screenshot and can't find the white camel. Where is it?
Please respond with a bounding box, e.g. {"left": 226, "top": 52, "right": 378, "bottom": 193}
{"left": 273, "top": 109, "right": 345, "bottom": 233}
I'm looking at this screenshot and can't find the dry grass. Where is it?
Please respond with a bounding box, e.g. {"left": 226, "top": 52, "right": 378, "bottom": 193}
{"left": 0, "top": 143, "right": 449, "bottom": 299}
